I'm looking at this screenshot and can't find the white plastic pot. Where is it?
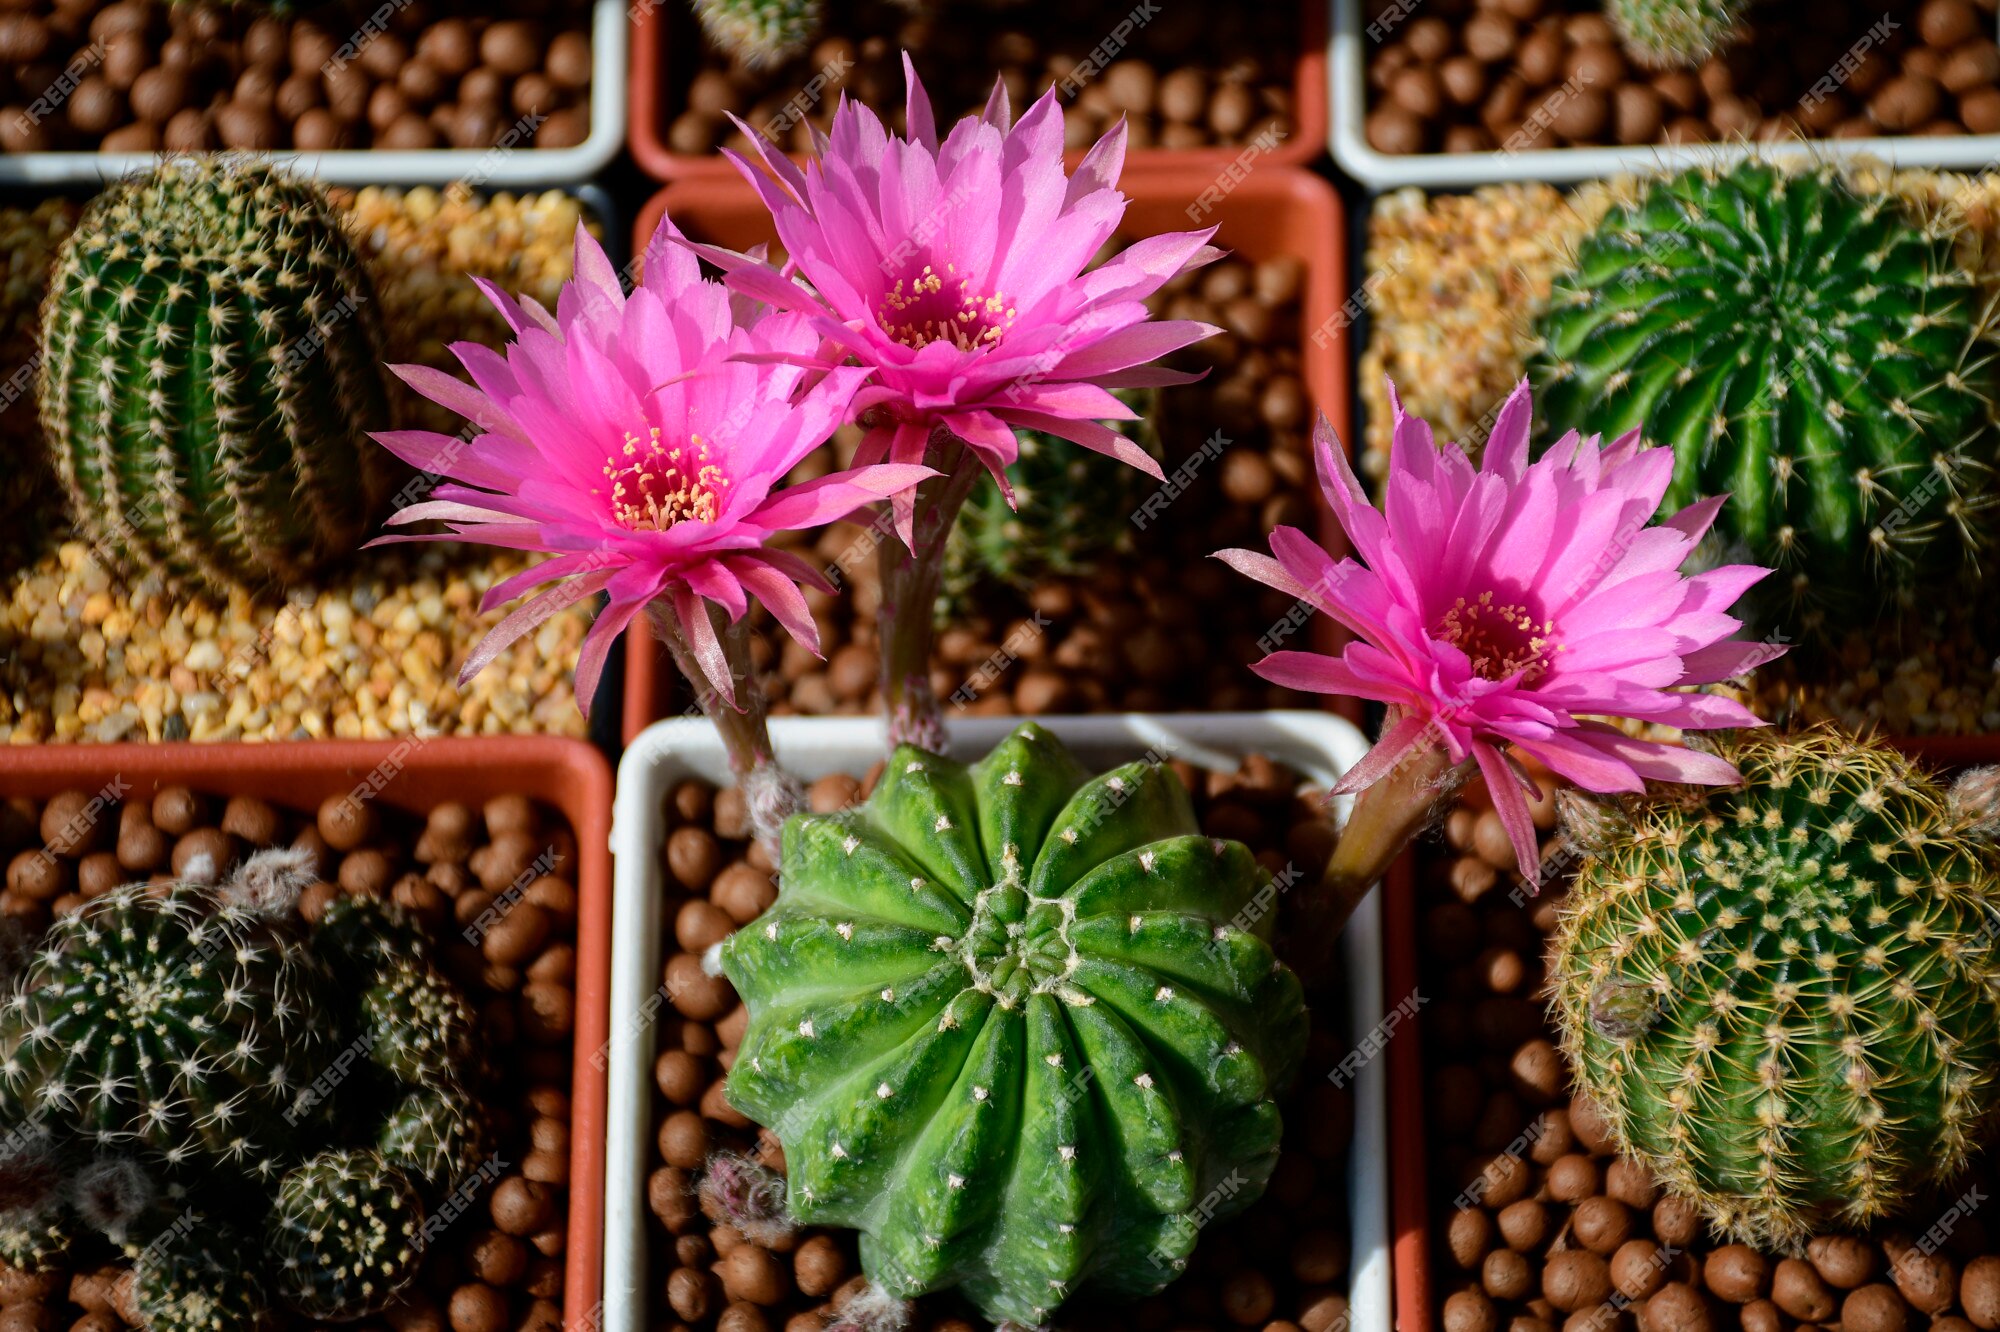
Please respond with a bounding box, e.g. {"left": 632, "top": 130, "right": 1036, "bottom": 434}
{"left": 1329, "top": 0, "right": 2000, "bottom": 190}
{"left": 604, "top": 711, "right": 1386, "bottom": 1332}
{"left": 0, "top": 0, "right": 624, "bottom": 187}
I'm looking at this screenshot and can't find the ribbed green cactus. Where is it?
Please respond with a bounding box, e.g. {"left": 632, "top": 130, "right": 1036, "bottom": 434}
{"left": 0, "top": 839, "right": 485, "bottom": 1317}
{"left": 1602, "top": 0, "right": 1748, "bottom": 68}
{"left": 37, "top": 157, "right": 395, "bottom": 592}
{"left": 719, "top": 722, "right": 1307, "bottom": 1325}
{"left": 692, "top": 0, "right": 822, "bottom": 68}
{"left": 1529, "top": 161, "right": 2000, "bottom": 633}
{"left": 943, "top": 393, "right": 1161, "bottom": 615}
{"left": 269, "top": 1149, "right": 425, "bottom": 1320}
{"left": 1550, "top": 731, "right": 2000, "bottom": 1249}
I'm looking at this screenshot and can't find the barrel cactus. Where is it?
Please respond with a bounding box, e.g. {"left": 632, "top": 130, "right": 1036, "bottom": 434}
{"left": 719, "top": 722, "right": 1307, "bottom": 1325}
{"left": 134, "top": 1221, "right": 271, "bottom": 1332}
{"left": 1528, "top": 160, "right": 2000, "bottom": 633}
{"left": 1549, "top": 730, "right": 2000, "bottom": 1248}
{"left": 692, "top": 0, "right": 822, "bottom": 68}
{"left": 38, "top": 157, "right": 395, "bottom": 592}
{"left": 942, "top": 393, "right": 1161, "bottom": 615}
{"left": 1602, "top": 0, "right": 1747, "bottom": 68}
{"left": 268, "top": 1149, "right": 425, "bottom": 1319}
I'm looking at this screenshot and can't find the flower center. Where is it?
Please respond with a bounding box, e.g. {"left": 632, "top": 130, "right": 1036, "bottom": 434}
{"left": 602, "top": 428, "right": 729, "bottom": 531}
{"left": 1436, "top": 592, "right": 1561, "bottom": 683}
{"left": 960, "top": 879, "right": 1075, "bottom": 1007}
{"left": 876, "top": 262, "right": 1015, "bottom": 352}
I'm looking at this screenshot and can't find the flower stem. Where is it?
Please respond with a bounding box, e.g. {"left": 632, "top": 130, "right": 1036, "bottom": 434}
{"left": 648, "top": 601, "right": 802, "bottom": 861}
{"left": 876, "top": 430, "right": 982, "bottom": 753}
{"left": 1289, "top": 734, "right": 1473, "bottom": 987}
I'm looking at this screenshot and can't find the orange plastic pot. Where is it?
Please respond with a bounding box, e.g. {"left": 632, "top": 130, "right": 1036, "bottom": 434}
{"left": 1384, "top": 732, "right": 2000, "bottom": 1330}
{"left": 620, "top": 164, "right": 1353, "bottom": 746}
{"left": 629, "top": 3, "right": 1325, "bottom": 182}
{"left": 0, "top": 736, "right": 613, "bottom": 1331}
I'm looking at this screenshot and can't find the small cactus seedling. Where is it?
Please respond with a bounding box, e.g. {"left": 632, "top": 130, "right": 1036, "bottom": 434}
{"left": 720, "top": 722, "right": 1307, "bottom": 1325}
{"left": 378, "top": 1083, "right": 489, "bottom": 1195}
{"left": 361, "top": 954, "right": 478, "bottom": 1086}
{"left": 1549, "top": 730, "right": 2000, "bottom": 1248}
{"left": 1529, "top": 160, "right": 2000, "bottom": 634}
{"left": 691, "top": 0, "right": 822, "bottom": 68}
{"left": 134, "top": 1219, "right": 271, "bottom": 1332}
{"left": 268, "top": 1149, "right": 425, "bottom": 1320}
{"left": 38, "top": 156, "right": 395, "bottom": 592}
{"left": 1602, "top": 0, "right": 1747, "bottom": 68}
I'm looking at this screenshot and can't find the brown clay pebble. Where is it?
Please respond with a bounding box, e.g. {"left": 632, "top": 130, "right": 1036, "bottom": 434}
{"left": 1496, "top": 1199, "right": 1547, "bottom": 1252}
{"left": 1922, "top": 0, "right": 1981, "bottom": 46}
{"left": 1545, "top": 1154, "right": 1599, "bottom": 1202}
{"left": 467, "top": 1230, "right": 529, "bottom": 1286}
{"left": 713, "top": 862, "right": 776, "bottom": 923}
{"left": 719, "top": 1245, "right": 788, "bottom": 1304}
{"left": 1449, "top": 1207, "right": 1494, "bottom": 1268}
{"left": 1508, "top": 1039, "right": 1564, "bottom": 1102}
{"left": 1604, "top": 1158, "right": 1658, "bottom": 1209}
{"left": 665, "top": 952, "right": 733, "bottom": 1020}
{"left": 1646, "top": 1283, "right": 1714, "bottom": 1332}
{"left": 1893, "top": 1243, "right": 1956, "bottom": 1314}
{"left": 480, "top": 20, "right": 539, "bottom": 76}
{"left": 668, "top": 826, "right": 722, "bottom": 889}
{"left": 1773, "top": 1258, "right": 1838, "bottom": 1322}
{"left": 793, "top": 1235, "right": 845, "bottom": 1298}
{"left": 1706, "top": 1245, "right": 1769, "bottom": 1303}
{"left": 449, "top": 1283, "right": 508, "bottom": 1332}
{"left": 491, "top": 1176, "right": 555, "bottom": 1236}
{"left": 1872, "top": 74, "right": 1943, "bottom": 130}
{"left": 1543, "top": 1251, "right": 1612, "bottom": 1313}
{"left": 1652, "top": 1194, "right": 1700, "bottom": 1248}
{"left": 1572, "top": 1196, "right": 1632, "bottom": 1255}
{"left": 1611, "top": 1239, "right": 1667, "bottom": 1301}
{"left": 658, "top": 1110, "right": 708, "bottom": 1169}
{"left": 1484, "top": 1249, "right": 1534, "bottom": 1301}
{"left": 173, "top": 828, "right": 237, "bottom": 883}
{"left": 318, "top": 794, "right": 378, "bottom": 851}
{"left": 1843, "top": 1284, "right": 1910, "bottom": 1332}
{"left": 1444, "top": 1289, "right": 1499, "bottom": 1332}
{"left": 1965, "top": 1257, "right": 2000, "bottom": 1327}
{"left": 1811, "top": 1234, "right": 1879, "bottom": 1288}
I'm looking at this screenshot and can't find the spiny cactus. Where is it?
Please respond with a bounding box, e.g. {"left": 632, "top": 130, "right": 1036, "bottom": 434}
{"left": 37, "top": 156, "right": 395, "bottom": 593}
{"left": 1529, "top": 160, "right": 2000, "bottom": 634}
{"left": 692, "top": 0, "right": 822, "bottom": 69}
{"left": 379, "top": 1083, "right": 489, "bottom": 1196}
{"left": 0, "top": 878, "right": 336, "bottom": 1176}
{"left": 134, "top": 1219, "right": 271, "bottom": 1332}
{"left": 268, "top": 1149, "right": 425, "bottom": 1320}
{"left": 942, "top": 392, "right": 1161, "bottom": 615}
{"left": 1603, "top": 0, "right": 1748, "bottom": 68}
{"left": 1549, "top": 730, "right": 2000, "bottom": 1249}
{"left": 719, "top": 722, "right": 1307, "bottom": 1325}
{"left": 362, "top": 955, "right": 477, "bottom": 1086}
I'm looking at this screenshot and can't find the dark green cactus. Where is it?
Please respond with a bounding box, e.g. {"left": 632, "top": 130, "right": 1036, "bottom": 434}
{"left": 1528, "top": 160, "right": 2000, "bottom": 633}
{"left": 942, "top": 392, "right": 1161, "bottom": 615}
{"left": 134, "top": 1219, "right": 272, "bottom": 1332}
{"left": 378, "top": 1083, "right": 489, "bottom": 1196}
{"left": 0, "top": 1204, "right": 71, "bottom": 1274}
{"left": 1603, "top": 0, "right": 1747, "bottom": 68}
{"left": 719, "top": 722, "right": 1307, "bottom": 1325}
{"left": 37, "top": 156, "right": 395, "bottom": 592}
{"left": 692, "top": 0, "right": 822, "bottom": 68}
{"left": 1549, "top": 730, "right": 2000, "bottom": 1248}
{"left": 362, "top": 955, "right": 477, "bottom": 1087}
{"left": 268, "top": 1149, "right": 425, "bottom": 1320}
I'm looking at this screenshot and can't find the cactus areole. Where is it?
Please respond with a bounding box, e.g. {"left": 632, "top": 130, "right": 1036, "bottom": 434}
{"left": 719, "top": 723, "right": 1308, "bottom": 1324}
{"left": 1550, "top": 732, "right": 2000, "bottom": 1248}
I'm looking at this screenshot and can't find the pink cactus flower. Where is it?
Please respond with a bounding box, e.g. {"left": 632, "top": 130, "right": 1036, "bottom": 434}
{"left": 1217, "top": 379, "right": 1782, "bottom": 877}
{"left": 370, "top": 218, "right": 933, "bottom": 714}
{"left": 682, "top": 54, "right": 1222, "bottom": 532}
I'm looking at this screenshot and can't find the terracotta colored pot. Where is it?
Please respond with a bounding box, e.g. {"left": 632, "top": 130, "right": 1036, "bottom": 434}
{"left": 619, "top": 164, "right": 1354, "bottom": 746}
{"left": 629, "top": 2, "right": 1326, "bottom": 182}
{"left": 0, "top": 736, "right": 613, "bottom": 1330}
{"left": 1384, "top": 733, "right": 2000, "bottom": 1331}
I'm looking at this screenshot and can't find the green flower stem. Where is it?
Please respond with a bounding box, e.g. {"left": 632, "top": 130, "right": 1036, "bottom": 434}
{"left": 1291, "top": 723, "right": 1471, "bottom": 987}
{"left": 876, "top": 429, "right": 983, "bottom": 753}
{"left": 649, "top": 599, "right": 800, "bottom": 860}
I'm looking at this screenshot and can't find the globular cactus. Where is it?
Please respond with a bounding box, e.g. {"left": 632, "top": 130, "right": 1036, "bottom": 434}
{"left": 719, "top": 722, "right": 1307, "bottom": 1325}
{"left": 268, "top": 1149, "right": 425, "bottom": 1319}
{"left": 361, "top": 955, "right": 478, "bottom": 1086}
{"left": 942, "top": 392, "right": 1161, "bottom": 615}
{"left": 1549, "top": 730, "right": 2000, "bottom": 1249}
{"left": 0, "top": 873, "right": 336, "bottom": 1176}
{"left": 692, "top": 0, "right": 822, "bottom": 69}
{"left": 1529, "top": 161, "right": 2000, "bottom": 635}
{"left": 37, "top": 157, "right": 395, "bottom": 593}
{"left": 378, "top": 1083, "right": 489, "bottom": 1195}
{"left": 1602, "top": 0, "right": 1748, "bottom": 68}
{"left": 134, "top": 1220, "right": 271, "bottom": 1332}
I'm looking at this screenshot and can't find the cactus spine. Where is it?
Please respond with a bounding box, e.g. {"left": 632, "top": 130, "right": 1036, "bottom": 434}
{"left": 1549, "top": 731, "right": 2000, "bottom": 1248}
{"left": 720, "top": 722, "right": 1307, "bottom": 1325}
{"left": 1602, "top": 0, "right": 1748, "bottom": 69}
{"left": 1529, "top": 160, "right": 2000, "bottom": 633}
{"left": 691, "top": 0, "right": 823, "bottom": 69}
{"left": 38, "top": 157, "right": 395, "bottom": 592}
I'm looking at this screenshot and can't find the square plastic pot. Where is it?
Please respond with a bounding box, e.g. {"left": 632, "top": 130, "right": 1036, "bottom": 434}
{"left": 0, "top": 735, "right": 613, "bottom": 1327}
{"left": 0, "top": 0, "right": 625, "bottom": 187}
{"left": 1383, "top": 733, "right": 2000, "bottom": 1331}
{"left": 617, "top": 165, "right": 1353, "bottom": 746}
{"left": 1329, "top": 0, "right": 2000, "bottom": 190}
{"left": 604, "top": 710, "right": 1387, "bottom": 1332}
{"left": 630, "top": 2, "right": 1325, "bottom": 182}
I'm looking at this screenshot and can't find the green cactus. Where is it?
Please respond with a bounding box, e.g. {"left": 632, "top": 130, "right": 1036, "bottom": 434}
{"left": 1528, "top": 160, "right": 2000, "bottom": 634}
{"left": 692, "top": 0, "right": 822, "bottom": 69}
{"left": 268, "top": 1150, "right": 424, "bottom": 1320}
{"left": 362, "top": 955, "right": 477, "bottom": 1087}
{"left": 37, "top": 156, "right": 395, "bottom": 593}
{"left": 0, "top": 1204, "right": 72, "bottom": 1273}
{"left": 379, "top": 1083, "right": 489, "bottom": 1195}
{"left": 719, "top": 722, "right": 1307, "bottom": 1325}
{"left": 0, "top": 879, "right": 336, "bottom": 1177}
{"left": 1602, "top": 0, "right": 1748, "bottom": 68}
{"left": 134, "top": 1219, "right": 272, "bottom": 1332}
{"left": 1549, "top": 730, "right": 2000, "bottom": 1249}
{"left": 943, "top": 392, "right": 1161, "bottom": 616}
{"left": 316, "top": 894, "right": 430, "bottom": 975}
